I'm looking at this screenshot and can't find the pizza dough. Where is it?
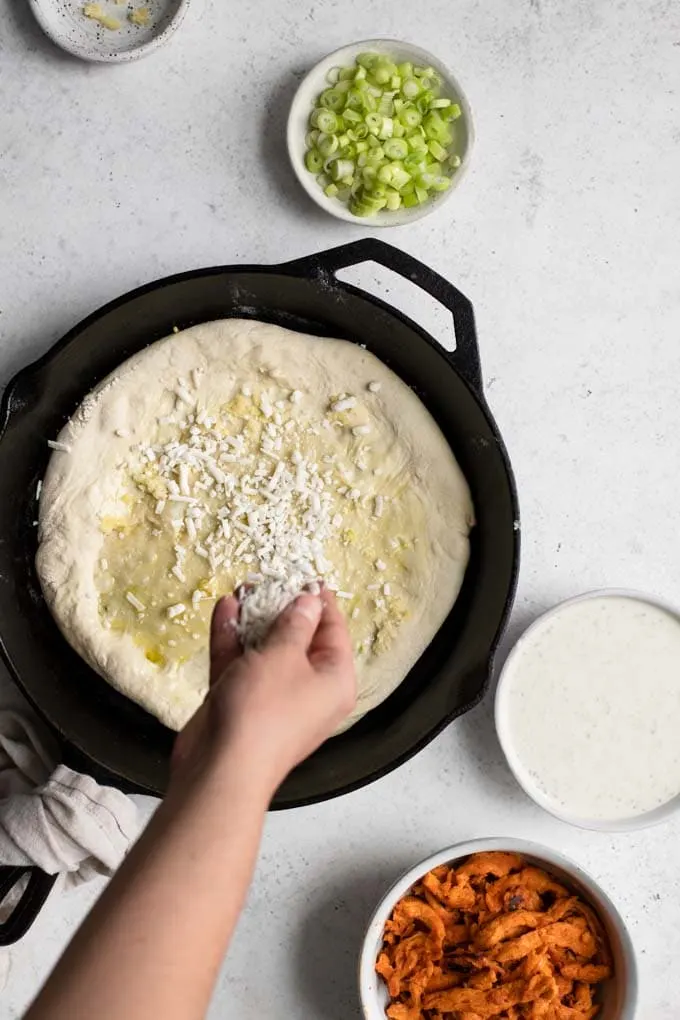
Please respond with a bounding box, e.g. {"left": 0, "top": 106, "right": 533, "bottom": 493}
{"left": 37, "top": 319, "right": 473, "bottom": 733}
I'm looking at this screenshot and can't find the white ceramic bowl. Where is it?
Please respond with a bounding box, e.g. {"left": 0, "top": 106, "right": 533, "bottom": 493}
{"left": 359, "top": 838, "right": 638, "bottom": 1020}
{"left": 287, "top": 39, "right": 474, "bottom": 226}
{"left": 495, "top": 588, "right": 680, "bottom": 832}
{"left": 29, "top": 0, "right": 190, "bottom": 63}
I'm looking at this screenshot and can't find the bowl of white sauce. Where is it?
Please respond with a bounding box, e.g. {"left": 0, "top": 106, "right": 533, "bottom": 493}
{"left": 495, "top": 589, "right": 680, "bottom": 831}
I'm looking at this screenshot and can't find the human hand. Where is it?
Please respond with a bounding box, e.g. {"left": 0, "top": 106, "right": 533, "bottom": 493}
{"left": 171, "top": 589, "right": 357, "bottom": 798}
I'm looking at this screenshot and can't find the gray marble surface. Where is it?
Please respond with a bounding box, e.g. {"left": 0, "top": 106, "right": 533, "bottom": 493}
{"left": 1, "top": 0, "right": 679, "bottom": 1015}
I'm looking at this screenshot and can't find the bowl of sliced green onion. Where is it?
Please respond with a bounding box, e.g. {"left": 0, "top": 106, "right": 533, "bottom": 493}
{"left": 287, "top": 39, "right": 474, "bottom": 224}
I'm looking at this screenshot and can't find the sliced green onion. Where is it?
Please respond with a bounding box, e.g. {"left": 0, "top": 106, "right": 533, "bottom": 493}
{"left": 311, "top": 109, "right": 338, "bottom": 133}
{"left": 365, "top": 146, "right": 385, "bottom": 166}
{"left": 377, "top": 163, "right": 395, "bottom": 185}
{"left": 303, "top": 51, "right": 464, "bottom": 217}
{"left": 399, "top": 106, "right": 422, "bottom": 129}
{"left": 423, "top": 112, "right": 452, "bottom": 145}
{"left": 385, "top": 188, "right": 402, "bottom": 210}
{"left": 361, "top": 91, "right": 377, "bottom": 113}
{"left": 342, "top": 108, "right": 362, "bottom": 124}
{"left": 389, "top": 166, "right": 412, "bottom": 191}
{"left": 404, "top": 151, "right": 428, "bottom": 173}
{"left": 329, "top": 158, "right": 355, "bottom": 180}
{"left": 318, "top": 133, "right": 339, "bottom": 158}
{"left": 407, "top": 133, "right": 428, "bottom": 152}
{"left": 348, "top": 201, "right": 375, "bottom": 217}
{"left": 320, "top": 88, "right": 346, "bottom": 111}
{"left": 416, "top": 93, "right": 434, "bottom": 114}
{"left": 305, "top": 149, "right": 324, "bottom": 173}
{"left": 428, "top": 139, "right": 449, "bottom": 162}
{"left": 363, "top": 197, "right": 387, "bottom": 212}
{"left": 431, "top": 175, "right": 451, "bottom": 191}
{"left": 365, "top": 112, "right": 382, "bottom": 134}
{"left": 378, "top": 117, "right": 394, "bottom": 139}
{"left": 416, "top": 172, "right": 437, "bottom": 190}
{"left": 384, "top": 138, "right": 408, "bottom": 160}
{"left": 344, "top": 88, "right": 364, "bottom": 110}
{"left": 372, "top": 61, "right": 395, "bottom": 85}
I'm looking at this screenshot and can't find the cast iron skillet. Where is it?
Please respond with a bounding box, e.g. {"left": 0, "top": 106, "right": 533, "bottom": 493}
{"left": 0, "top": 239, "right": 519, "bottom": 942}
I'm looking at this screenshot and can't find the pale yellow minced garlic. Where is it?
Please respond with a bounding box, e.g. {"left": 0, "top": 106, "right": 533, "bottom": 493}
{"left": 129, "top": 7, "right": 151, "bottom": 26}
{"left": 82, "top": 3, "right": 121, "bottom": 29}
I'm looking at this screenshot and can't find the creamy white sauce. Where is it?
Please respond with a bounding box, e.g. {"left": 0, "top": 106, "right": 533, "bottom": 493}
{"left": 501, "top": 594, "right": 680, "bottom": 821}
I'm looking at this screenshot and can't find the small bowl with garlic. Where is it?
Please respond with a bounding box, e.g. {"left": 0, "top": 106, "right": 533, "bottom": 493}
{"left": 29, "top": 0, "right": 191, "bottom": 63}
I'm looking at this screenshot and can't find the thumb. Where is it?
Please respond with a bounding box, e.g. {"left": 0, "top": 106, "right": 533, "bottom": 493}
{"left": 264, "top": 593, "right": 323, "bottom": 655}
{"left": 209, "top": 595, "right": 241, "bottom": 686}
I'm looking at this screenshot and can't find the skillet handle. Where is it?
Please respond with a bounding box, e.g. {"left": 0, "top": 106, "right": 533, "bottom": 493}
{"left": 281, "top": 239, "right": 483, "bottom": 394}
{"left": 0, "top": 866, "right": 58, "bottom": 945}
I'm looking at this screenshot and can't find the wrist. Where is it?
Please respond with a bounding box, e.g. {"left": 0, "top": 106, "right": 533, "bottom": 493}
{"left": 167, "top": 731, "right": 279, "bottom": 810}
{"left": 211, "top": 728, "right": 291, "bottom": 801}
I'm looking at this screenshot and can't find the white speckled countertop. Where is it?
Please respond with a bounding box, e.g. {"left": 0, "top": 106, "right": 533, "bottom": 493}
{"left": 1, "top": 0, "right": 679, "bottom": 1015}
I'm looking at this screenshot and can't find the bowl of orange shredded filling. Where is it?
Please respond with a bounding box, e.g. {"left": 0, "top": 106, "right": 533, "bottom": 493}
{"left": 360, "top": 840, "right": 637, "bottom": 1020}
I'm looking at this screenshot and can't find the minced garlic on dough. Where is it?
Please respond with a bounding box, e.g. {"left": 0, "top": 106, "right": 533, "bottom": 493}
{"left": 37, "top": 320, "right": 473, "bottom": 733}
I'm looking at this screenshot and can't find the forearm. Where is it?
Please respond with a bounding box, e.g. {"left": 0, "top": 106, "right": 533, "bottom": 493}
{"left": 26, "top": 747, "right": 270, "bottom": 1020}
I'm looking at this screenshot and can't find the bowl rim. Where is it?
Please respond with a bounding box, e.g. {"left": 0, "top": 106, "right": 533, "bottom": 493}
{"left": 28, "top": 0, "right": 190, "bottom": 63}
{"left": 358, "top": 836, "right": 638, "bottom": 1020}
{"left": 494, "top": 586, "right": 680, "bottom": 832}
{"left": 286, "top": 37, "right": 475, "bottom": 227}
